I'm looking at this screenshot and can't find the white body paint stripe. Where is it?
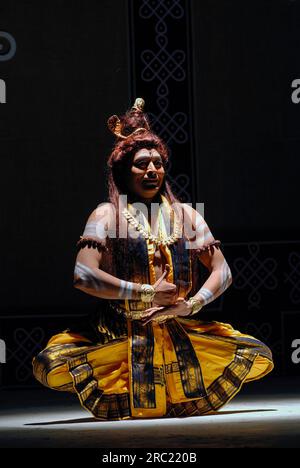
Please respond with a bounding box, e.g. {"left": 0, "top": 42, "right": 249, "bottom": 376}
{"left": 74, "top": 262, "right": 102, "bottom": 291}
{"left": 118, "top": 280, "right": 134, "bottom": 299}
{"left": 83, "top": 221, "right": 107, "bottom": 239}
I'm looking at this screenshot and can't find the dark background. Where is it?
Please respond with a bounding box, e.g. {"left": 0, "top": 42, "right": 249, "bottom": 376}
{"left": 0, "top": 0, "right": 299, "bottom": 387}
{"left": 192, "top": 0, "right": 297, "bottom": 241}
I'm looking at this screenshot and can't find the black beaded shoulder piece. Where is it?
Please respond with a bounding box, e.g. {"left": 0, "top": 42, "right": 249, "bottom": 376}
{"left": 76, "top": 236, "right": 108, "bottom": 253}
{"left": 195, "top": 239, "right": 221, "bottom": 255}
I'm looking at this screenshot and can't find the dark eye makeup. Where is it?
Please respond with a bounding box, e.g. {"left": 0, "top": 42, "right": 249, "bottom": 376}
{"left": 135, "top": 160, "right": 163, "bottom": 168}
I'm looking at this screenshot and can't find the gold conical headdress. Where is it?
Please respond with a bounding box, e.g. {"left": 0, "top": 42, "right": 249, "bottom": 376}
{"left": 107, "top": 98, "right": 151, "bottom": 140}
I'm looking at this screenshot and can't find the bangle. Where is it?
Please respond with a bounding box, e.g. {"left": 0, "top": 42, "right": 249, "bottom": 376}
{"left": 140, "top": 284, "right": 156, "bottom": 303}
{"left": 187, "top": 297, "right": 203, "bottom": 316}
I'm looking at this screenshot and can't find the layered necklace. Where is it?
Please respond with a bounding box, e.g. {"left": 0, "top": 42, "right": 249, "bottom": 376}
{"left": 122, "top": 202, "right": 181, "bottom": 247}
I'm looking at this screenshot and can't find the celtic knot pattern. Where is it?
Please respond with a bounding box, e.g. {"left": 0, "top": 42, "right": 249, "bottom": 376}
{"left": 233, "top": 243, "right": 278, "bottom": 309}
{"left": 137, "top": 0, "right": 190, "bottom": 200}
{"left": 245, "top": 322, "right": 273, "bottom": 341}
{"left": 284, "top": 251, "right": 300, "bottom": 304}
{"left": 162, "top": 156, "right": 190, "bottom": 201}
{"left": 7, "top": 327, "right": 45, "bottom": 382}
{"left": 245, "top": 322, "right": 282, "bottom": 355}
{"left": 140, "top": 0, "right": 184, "bottom": 21}
{"left": 141, "top": 49, "right": 186, "bottom": 84}
{"left": 169, "top": 173, "right": 190, "bottom": 199}
{"left": 148, "top": 107, "right": 188, "bottom": 144}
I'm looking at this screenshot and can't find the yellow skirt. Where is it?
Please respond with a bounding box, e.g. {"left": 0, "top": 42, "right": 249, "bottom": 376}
{"left": 32, "top": 317, "right": 273, "bottom": 420}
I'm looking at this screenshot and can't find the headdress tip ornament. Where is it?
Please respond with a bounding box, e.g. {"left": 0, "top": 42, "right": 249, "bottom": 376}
{"left": 132, "top": 97, "right": 145, "bottom": 112}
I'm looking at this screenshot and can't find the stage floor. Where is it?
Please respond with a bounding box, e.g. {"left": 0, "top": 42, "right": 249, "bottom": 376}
{"left": 0, "top": 377, "right": 300, "bottom": 448}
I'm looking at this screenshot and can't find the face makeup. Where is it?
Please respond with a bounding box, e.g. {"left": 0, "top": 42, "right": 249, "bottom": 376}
{"left": 126, "top": 147, "right": 165, "bottom": 201}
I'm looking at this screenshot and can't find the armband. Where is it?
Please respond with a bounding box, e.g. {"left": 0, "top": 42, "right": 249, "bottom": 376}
{"left": 76, "top": 236, "right": 108, "bottom": 253}
{"left": 195, "top": 240, "right": 221, "bottom": 255}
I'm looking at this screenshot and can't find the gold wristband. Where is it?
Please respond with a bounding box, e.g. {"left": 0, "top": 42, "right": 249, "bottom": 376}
{"left": 154, "top": 314, "right": 173, "bottom": 324}
{"left": 140, "top": 284, "right": 156, "bottom": 303}
{"left": 187, "top": 297, "right": 203, "bottom": 316}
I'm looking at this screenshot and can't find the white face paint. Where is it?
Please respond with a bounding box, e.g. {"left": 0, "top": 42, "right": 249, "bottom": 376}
{"left": 127, "top": 148, "right": 165, "bottom": 201}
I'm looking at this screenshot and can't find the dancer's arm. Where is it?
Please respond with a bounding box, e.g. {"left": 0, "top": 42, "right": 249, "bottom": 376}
{"left": 73, "top": 203, "right": 143, "bottom": 300}
{"left": 183, "top": 203, "right": 232, "bottom": 307}
{"left": 73, "top": 203, "right": 177, "bottom": 304}
{"left": 140, "top": 204, "right": 233, "bottom": 325}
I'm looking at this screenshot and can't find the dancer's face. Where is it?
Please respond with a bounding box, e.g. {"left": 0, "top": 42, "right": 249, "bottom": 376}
{"left": 126, "top": 148, "right": 165, "bottom": 200}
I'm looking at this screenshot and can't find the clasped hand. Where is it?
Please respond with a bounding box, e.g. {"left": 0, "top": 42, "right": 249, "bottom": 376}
{"left": 141, "top": 264, "right": 191, "bottom": 326}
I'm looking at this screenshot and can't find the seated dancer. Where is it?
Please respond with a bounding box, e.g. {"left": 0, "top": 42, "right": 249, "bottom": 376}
{"left": 32, "top": 98, "right": 274, "bottom": 420}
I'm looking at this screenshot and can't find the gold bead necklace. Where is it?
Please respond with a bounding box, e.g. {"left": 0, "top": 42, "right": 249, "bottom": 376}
{"left": 122, "top": 207, "right": 181, "bottom": 246}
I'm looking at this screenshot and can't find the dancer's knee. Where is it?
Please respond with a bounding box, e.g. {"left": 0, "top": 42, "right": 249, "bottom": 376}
{"left": 32, "top": 348, "right": 71, "bottom": 390}
{"left": 32, "top": 349, "right": 51, "bottom": 388}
